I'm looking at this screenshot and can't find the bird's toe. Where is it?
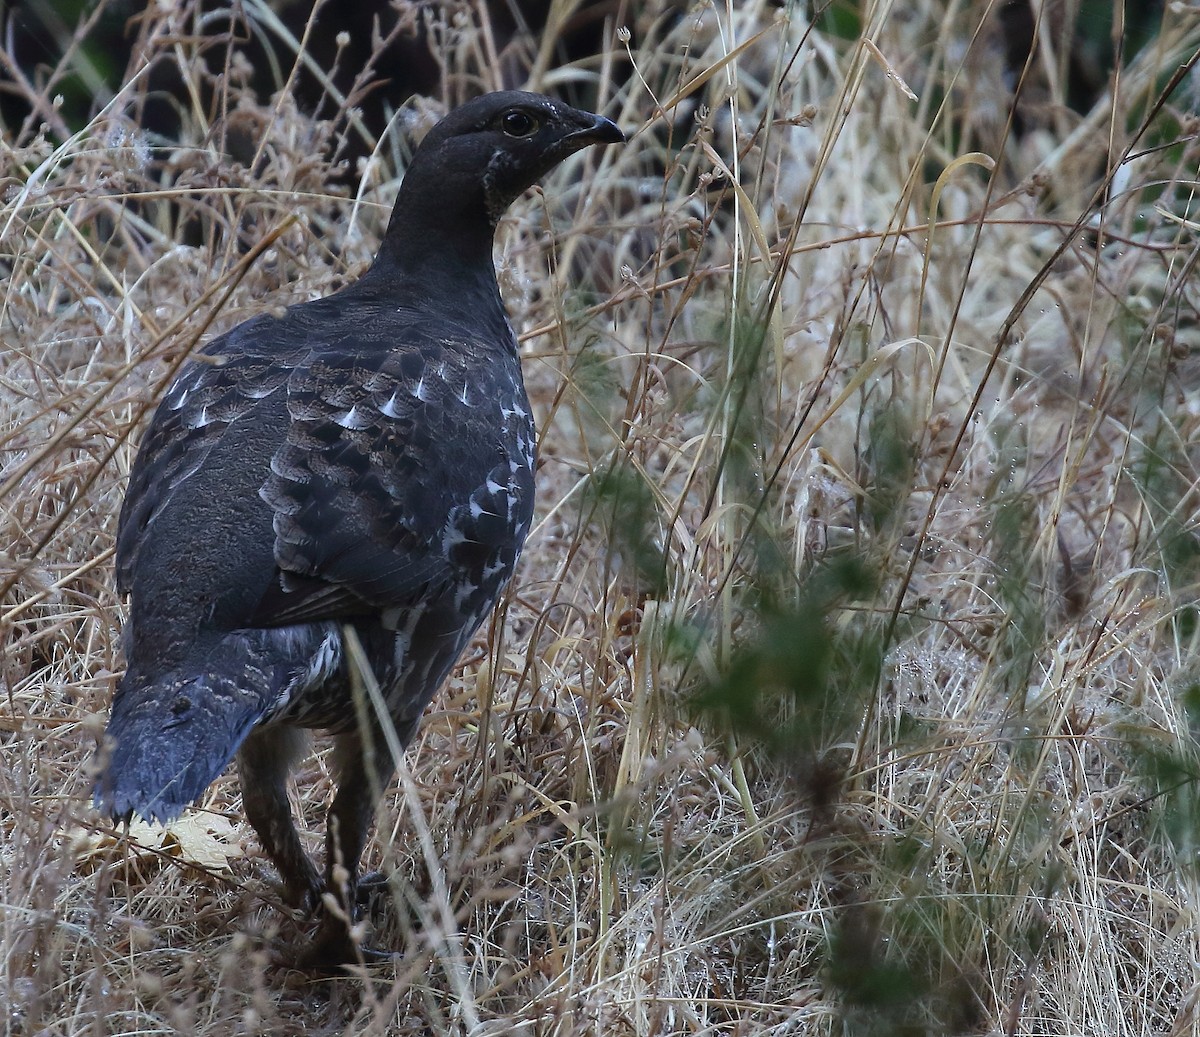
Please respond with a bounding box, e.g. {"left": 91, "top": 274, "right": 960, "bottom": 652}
{"left": 354, "top": 869, "right": 391, "bottom": 909}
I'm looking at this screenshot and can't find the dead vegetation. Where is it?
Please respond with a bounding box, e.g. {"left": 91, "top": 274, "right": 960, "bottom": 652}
{"left": 3, "top": 0, "right": 1200, "bottom": 1033}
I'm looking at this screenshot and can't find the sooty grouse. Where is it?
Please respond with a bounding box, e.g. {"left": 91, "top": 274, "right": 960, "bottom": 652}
{"left": 95, "top": 91, "right": 623, "bottom": 965}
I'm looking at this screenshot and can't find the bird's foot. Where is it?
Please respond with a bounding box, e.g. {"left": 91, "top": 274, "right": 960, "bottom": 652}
{"left": 354, "top": 869, "right": 391, "bottom": 909}
{"left": 279, "top": 875, "right": 323, "bottom": 914}
{"left": 258, "top": 846, "right": 323, "bottom": 914}
{"left": 296, "top": 915, "right": 397, "bottom": 972}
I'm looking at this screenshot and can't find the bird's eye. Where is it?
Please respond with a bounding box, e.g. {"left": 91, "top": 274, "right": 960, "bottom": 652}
{"left": 499, "top": 110, "right": 539, "bottom": 138}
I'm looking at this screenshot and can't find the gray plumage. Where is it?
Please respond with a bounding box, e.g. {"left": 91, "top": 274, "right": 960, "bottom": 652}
{"left": 95, "top": 91, "right": 623, "bottom": 965}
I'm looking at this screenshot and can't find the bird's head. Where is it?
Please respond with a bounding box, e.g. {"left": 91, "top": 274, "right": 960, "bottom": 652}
{"left": 377, "top": 91, "right": 624, "bottom": 272}
{"left": 411, "top": 91, "right": 624, "bottom": 223}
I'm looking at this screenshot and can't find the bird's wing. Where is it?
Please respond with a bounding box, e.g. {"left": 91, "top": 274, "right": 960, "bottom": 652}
{"left": 250, "top": 306, "right": 534, "bottom": 627}
{"left": 117, "top": 298, "right": 532, "bottom": 630}
{"left": 115, "top": 314, "right": 291, "bottom": 596}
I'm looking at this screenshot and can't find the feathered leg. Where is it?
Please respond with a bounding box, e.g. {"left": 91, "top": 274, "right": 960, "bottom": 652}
{"left": 237, "top": 726, "right": 322, "bottom": 911}
{"left": 303, "top": 725, "right": 397, "bottom": 964}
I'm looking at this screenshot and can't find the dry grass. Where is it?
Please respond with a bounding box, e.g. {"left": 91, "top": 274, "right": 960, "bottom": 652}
{"left": 4, "top": 0, "right": 1200, "bottom": 1033}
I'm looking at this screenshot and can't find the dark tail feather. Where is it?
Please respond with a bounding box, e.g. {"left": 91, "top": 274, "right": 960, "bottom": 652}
{"left": 94, "top": 660, "right": 278, "bottom": 824}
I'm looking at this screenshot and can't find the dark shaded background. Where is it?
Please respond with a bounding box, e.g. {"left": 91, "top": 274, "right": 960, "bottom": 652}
{"left": 1, "top": 0, "right": 631, "bottom": 155}
{"left": 0, "top": 0, "right": 1166, "bottom": 158}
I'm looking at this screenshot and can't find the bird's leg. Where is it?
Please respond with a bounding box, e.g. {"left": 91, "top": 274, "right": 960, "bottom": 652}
{"left": 237, "top": 726, "right": 322, "bottom": 911}
{"left": 308, "top": 725, "right": 396, "bottom": 965}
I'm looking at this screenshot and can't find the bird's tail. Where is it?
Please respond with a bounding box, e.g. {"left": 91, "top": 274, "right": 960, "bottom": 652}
{"left": 93, "top": 628, "right": 315, "bottom": 824}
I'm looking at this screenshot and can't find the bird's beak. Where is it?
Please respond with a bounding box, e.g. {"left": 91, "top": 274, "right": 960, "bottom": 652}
{"left": 568, "top": 114, "right": 625, "bottom": 147}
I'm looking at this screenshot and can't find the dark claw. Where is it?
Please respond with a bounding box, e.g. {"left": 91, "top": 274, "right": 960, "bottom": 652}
{"left": 355, "top": 869, "right": 391, "bottom": 909}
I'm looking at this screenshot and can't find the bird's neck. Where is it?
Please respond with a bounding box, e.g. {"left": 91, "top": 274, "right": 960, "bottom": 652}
{"left": 365, "top": 166, "right": 505, "bottom": 312}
